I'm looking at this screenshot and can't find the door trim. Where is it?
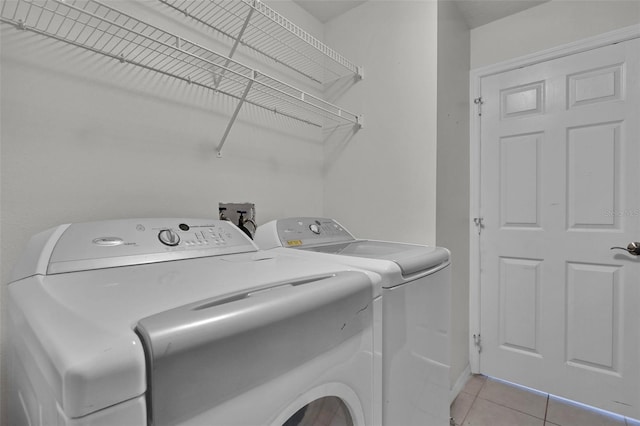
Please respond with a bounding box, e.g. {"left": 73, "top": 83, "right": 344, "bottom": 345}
{"left": 468, "top": 23, "right": 640, "bottom": 374}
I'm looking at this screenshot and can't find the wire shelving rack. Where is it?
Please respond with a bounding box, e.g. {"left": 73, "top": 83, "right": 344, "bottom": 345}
{"left": 158, "top": 0, "right": 363, "bottom": 84}
{"left": 0, "top": 0, "right": 363, "bottom": 156}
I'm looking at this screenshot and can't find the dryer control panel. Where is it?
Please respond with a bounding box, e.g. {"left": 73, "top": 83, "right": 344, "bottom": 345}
{"left": 255, "top": 217, "right": 356, "bottom": 249}
{"left": 12, "top": 219, "right": 258, "bottom": 279}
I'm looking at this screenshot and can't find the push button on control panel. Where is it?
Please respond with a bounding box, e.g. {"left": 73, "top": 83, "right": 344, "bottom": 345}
{"left": 182, "top": 227, "right": 229, "bottom": 247}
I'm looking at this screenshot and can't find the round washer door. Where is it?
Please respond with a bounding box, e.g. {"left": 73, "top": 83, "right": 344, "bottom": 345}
{"left": 271, "top": 383, "right": 366, "bottom": 426}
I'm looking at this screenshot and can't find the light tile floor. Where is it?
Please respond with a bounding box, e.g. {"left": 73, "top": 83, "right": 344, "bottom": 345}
{"left": 450, "top": 375, "right": 640, "bottom": 426}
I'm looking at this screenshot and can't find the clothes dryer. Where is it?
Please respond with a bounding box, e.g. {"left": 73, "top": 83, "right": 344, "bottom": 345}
{"left": 255, "top": 217, "right": 452, "bottom": 426}
{"left": 7, "top": 218, "right": 380, "bottom": 426}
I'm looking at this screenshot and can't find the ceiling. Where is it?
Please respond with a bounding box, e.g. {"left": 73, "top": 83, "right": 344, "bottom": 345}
{"left": 292, "top": 1, "right": 366, "bottom": 24}
{"left": 291, "top": 0, "right": 550, "bottom": 29}
{"left": 453, "top": 0, "right": 549, "bottom": 29}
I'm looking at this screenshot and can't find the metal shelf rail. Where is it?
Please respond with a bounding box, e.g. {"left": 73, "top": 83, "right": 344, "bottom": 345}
{"left": 158, "top": 0, "right": 363, "bottom": 85}
{"left": 0, "top": 0, "right": 363, "bottom": 156}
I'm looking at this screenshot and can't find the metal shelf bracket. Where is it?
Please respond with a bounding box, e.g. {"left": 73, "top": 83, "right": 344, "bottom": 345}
{"left": 217, "top": 71, "right": 256, "bottom": 158}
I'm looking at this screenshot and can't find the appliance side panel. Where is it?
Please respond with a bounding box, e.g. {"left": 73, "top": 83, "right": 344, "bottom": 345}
{"left": 382, "top": 265, "right": 451, "bottom": 426}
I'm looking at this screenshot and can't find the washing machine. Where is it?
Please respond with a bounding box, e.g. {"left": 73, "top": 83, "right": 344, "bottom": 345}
{"left": 255, "top": 217, "right": 452, "bottom": 426}
{"left": 7, "top": 218, "right": 381, "bottom": 426}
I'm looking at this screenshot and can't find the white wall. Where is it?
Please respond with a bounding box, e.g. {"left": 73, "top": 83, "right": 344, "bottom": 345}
{"left": 322, "top": 0, "right": 439, "bottom": 246}
{"left": 321, "top": 0, "right": 473, "bottom": 396}
{"left": 436, "top": 0, "right": 471, "bottom": 392}
{"left": 0, "top": 0, "right": 329, "bottom": 278}
{"left": 471, "top": 0, "right": 640, "bottom": 69}
{"left": 0, "top": 1, "right": 325, "bottom": 421}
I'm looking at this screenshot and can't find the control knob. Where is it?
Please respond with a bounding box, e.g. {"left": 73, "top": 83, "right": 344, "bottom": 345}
{"left": 158, "top": 229, "right": 180, "bottom": 246}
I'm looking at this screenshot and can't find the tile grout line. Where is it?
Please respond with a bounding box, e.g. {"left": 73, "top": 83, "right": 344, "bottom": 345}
{"left": 459, "top": 394, "right": 479, "bottom": 425}
{"left": 474, "top": 394, "right": 549, "bottom": 423}
{"left": 543, "top": 394, "right": 550, "bottom": 425}
{"left": 459, "top": 379, "right": 488, "bottom": 425}
{"left": 472, "top": 380, "right": 549, "bottom": 423}
{"left": 461, "top": 376, "right": 636, "bottom": 426}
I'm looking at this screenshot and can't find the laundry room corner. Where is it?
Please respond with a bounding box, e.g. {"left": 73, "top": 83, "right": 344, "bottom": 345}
{"left": 436, "top": 0, "right": 472, "bottom": 399}
{"left": 320, "top": 0, "right": 472, "bottom": 402}
{"left": 321, "top": 1, "right": 439, "bottom": 246}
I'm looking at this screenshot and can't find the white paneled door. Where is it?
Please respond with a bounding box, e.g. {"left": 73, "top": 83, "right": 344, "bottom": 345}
{"left": 478, "top": 37, "right": 640, "bottom": 418}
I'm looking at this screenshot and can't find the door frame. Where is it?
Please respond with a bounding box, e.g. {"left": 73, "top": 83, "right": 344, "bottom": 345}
{"left": 468, "top": 23, "right": 640, "bottom": 375}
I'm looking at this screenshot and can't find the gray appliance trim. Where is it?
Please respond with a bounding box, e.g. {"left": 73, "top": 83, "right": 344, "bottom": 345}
{"left": 135, "top": 271, "right": 373, "bottom": 426}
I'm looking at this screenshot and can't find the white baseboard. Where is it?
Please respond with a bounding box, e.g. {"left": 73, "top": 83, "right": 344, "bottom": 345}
{"left": 450, "top": 363, "right": 472, "bottom": 404}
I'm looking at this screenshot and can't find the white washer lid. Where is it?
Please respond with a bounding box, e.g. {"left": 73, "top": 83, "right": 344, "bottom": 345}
{"left": 255, "top": 217, "right": 450, "bottom": 277}
{"left": 301, "top": 240, "right": 449, "bottom": 276}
